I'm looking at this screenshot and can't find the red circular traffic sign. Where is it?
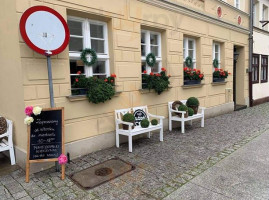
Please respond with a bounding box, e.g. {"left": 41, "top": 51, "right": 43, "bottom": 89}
{"left": 20, "top": 6, "right": 70, "bottom": 55}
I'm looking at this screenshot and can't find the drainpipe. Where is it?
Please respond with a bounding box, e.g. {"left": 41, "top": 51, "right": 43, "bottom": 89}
{"left": 249, "top": 0, "right": 254, "bottom": 107}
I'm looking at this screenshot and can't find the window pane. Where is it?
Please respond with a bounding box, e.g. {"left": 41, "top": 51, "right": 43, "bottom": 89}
{"left": 150, "top": 34, "right": 158, "bottom": 45}
{"left": 70, "top": 60, "right": 85, "bottom": 74}
{"left": 93, "top": 75, "right": 106, "bottom": 79}
{"left": 68, "top": 20, "right": 82, "bottom": 36}
{"left": 215, "top": 53, "right": 219, "bottom": 60}
{"left": 151, "top": 46, "right": 159, "bottom": 57}
{"left": 188, "top": 49, "right": 194, "bottom": 58}
{"left": 90, "top": 24, "right": 104, "bottom": 39}
{"left": 141, "top": 62, "right": 146, "bottom": 73}
{"left": 152, "top": 62, "right": 159, "bottom": 73}
{"left": 215, "top": 45, "right": 219, "bottom": 53}
{"left": 183, "top": 48, "right": 186, "bottom": 59}
{"left": 188, "top": 40, "right": 193, "bottom": 49}
{"left": 69, "top": 37, "right": 83, "bottom": 52}
{"left": 92, "top": 61, "right": 106, "bottom": 74}
{"left": 141, "top": 45, "right": 146, "bottom": 56}
{"left": 141, "top": 32, "right": 146, "bottom": 44}
{"left": 91, "top": 39, "right": 105, "bottom": 53}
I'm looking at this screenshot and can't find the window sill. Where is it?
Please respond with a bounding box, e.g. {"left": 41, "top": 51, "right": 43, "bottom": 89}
{"left": 211, "top": 81, "right": 227, "bottom": 86}
{"left": 67, "top": 92, "right": 122, "bottom": 102}
{"left": 181, "top": 84, "right": 204, "bottom": 89}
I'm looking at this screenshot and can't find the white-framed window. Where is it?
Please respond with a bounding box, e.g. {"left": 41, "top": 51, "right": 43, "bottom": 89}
{"left": 183, "top": 37, "right": 196, "bottom": 68}
{"left": 67, "top": 16, "right": 109, "bottom": 87}
{"left": 262, "top": 5, "right": 268, "bottom": 30}
{"left": 213, "top": 42, "right": 221, "bottom": 69}
{"left": 141, "top": 30, "right": 162, "bottom": 74}
{"left": 235, "top": 0, "right": 240, "bottom": 9}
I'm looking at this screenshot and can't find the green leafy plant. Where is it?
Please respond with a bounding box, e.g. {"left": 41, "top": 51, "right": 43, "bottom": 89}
{"left": 213, "top": 68, "right": 229, "bottom": 78}
{"left": 141, "top": 119, "right": 150, "bottom": 128}
{"left": 142, "top": 68, "right": 170, "bottom": 95}
{"left": 122, "top": 113, "right": 135, "bottom": 122}
{"left": 186, "top": 97, "right": 200, "bottom": 107}
{"left": 178, "top": 104, "right": 188, "bottom": 111}
{"left": 151, "top": 119, "right": 158, "bottom": 126}
{"left": 213, "top": 59, "right": 219, "bottom": 68}
{"left": 188, "top": 107, "right": 194, "bottom": 116}
{"left": 184, "top": 67, "right": 204, "bottom": 81}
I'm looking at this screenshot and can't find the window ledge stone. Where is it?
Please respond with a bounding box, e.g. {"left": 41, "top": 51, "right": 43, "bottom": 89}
{"left": 181, "top": 84, "right": 204, "bottom": 89}
{"left": 211, "top": 81, "right": 227, "bottom": 86}
{"left": 67, "top": 91, "right": 122, "bottom": 102}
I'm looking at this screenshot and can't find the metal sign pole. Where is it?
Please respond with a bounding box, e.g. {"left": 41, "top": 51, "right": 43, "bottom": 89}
{"left": 46, "top": 54, "right": 60, "bottom": 172}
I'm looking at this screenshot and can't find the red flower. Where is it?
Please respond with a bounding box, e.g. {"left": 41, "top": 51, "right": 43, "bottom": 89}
{"left": 196, "top": 71, "right": 200, "bottom": 75}
{"left": 215, "top": 68, "right": 219, "bottom": 71}
{"left": 228, "top": 72, "right": 231, "bottom": 75}
{"left": 150, "top": 72, "right": 154, "bottom": 76}
{"left": 111, "top": 73, "right": 116, "bottom": 78}
{"left": 187, "top": 72, "right": 190, "bottom": 74}
{"left": 156, "top": 73, "right": 161, "bottom": 77}
{"left": 77, "top": 71, "right": 81, "bottom": 75}
{"left": 75, "top": 78, "right": 79, "bottom": 82}
{"left": 111, "top": 80, "right": 114, "bottom": 83}
{"left": 161, "top": 67, "right": 166, "bottom": 72}
{"left": 193, "top": 69, "right": 196, "bottom": 71}
{"left": 197, "top": 70, "right": 201, "bottom": 73}
{"left": 104, "top": 79, "right": 108, "bottom": 82}
{"left": 199, "top": 74, "right": 203, "bottom": 78}
{"left": 143, "top": 70, "right": 147, "bottom": 74}
{"left": 168, "top": 74, "right": 171, "bottom": 77}
{"left": 184, "top": 67, "right": 188, "bottom": 71}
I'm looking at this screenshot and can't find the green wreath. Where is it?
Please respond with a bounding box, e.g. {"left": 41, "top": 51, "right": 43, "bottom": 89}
{"left": 213, "top": 59, "right": 219, "bottom": 68}
{"left": 185, "top": 56, "right": 193, "bottom": 68}
{"left": 81, "top": 48, "right": 98, "bottom": 66}
{"left": 146, "top": 53, "right": 156, "bottom": 67}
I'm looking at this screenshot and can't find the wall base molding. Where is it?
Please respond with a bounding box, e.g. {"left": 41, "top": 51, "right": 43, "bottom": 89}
{"left": 253, "top": 96, "right": 269, "bottom": 106}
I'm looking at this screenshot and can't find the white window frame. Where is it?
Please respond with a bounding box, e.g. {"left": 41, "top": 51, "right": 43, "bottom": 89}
{"left": 141, "top": 30, "right": 162, "bottom": 74}
{"left": 213, "top": 42, "right": 221, "bottom": 69}
{"left": 68, "top": 16, "right": 110, "bottom": 80}
{"left": 183, "top": 37, "right": 196, "bottom": 69}
{"left": 234, "top": 0, "right": 240, "bottom": 9}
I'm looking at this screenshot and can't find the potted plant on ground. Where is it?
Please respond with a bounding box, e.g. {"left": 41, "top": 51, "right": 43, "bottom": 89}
{"left": 122, "top": 113, "right": 135, "bottom": 130}
{"left": 213, "top": 68, "right": 230, "bottom": 82}
{"left": 141, "top": 119, "right": 150, "bottom": 128}
{"left": 178, "top": 104, "right": 189, "bottom": 118}
{"left": 183, "top": 67, "right": 204, "bottom": 85}
{"left": 186, "top": 97, "right": 199, "bottom": 114}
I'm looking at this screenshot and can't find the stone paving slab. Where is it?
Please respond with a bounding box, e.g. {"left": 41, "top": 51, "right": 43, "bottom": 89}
{"left": 1, "top": 103, "right": 269, "bottom": 199}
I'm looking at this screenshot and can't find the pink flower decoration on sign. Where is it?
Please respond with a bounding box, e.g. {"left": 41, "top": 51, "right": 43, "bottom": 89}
{"left": 58, "top": 154, "right": 67, "bottom": 165}
{"left": 25, "top": 106, "right": 33, "bottom": 116}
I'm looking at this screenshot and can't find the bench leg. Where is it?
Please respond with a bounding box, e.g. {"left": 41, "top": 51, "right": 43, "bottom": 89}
{"left": 160, "top": 128, "right": 163, "bottom": 142}
{"left": 116, "top": 132, "right": 119, "bottom": 148}
{"left": 201, "top": 116, "right": 204, "bottom": 127}
{"left": 169, "top": 119, "right": 172, "bottom": 131}
{"left": 9, "top": 146, "right": 16, "bottom": 165}
{"left": 148, "top": 132, "right": 151, "bottom": 139}
{"left": 128, "top": 135, "right": 132, "bottom": 153}
{"left": 181, "top": 121, "right": 185, "bottom": 134}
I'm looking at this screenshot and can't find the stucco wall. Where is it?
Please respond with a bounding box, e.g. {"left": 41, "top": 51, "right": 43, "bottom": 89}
{"left": 9, "top": 0, "right": 250, "bottom": 167}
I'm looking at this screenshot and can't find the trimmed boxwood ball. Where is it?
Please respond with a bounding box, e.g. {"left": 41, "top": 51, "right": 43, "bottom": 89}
{"left": 141, "top": 119, "right": 150, "bottom": 128}
{"left": 188, "top": 107, "right": 194, "bottom": 116}
{"left": 178, "top": 104, "right": 188, "bottom": 111}
{"left": 122, "top": 113, "right": 135, "bottom": 122}
{"left": 151, "top": 119, "right": 158, "bottom": 126}
{"left": 186, "top": 97, "right": 200, "bottom": 107}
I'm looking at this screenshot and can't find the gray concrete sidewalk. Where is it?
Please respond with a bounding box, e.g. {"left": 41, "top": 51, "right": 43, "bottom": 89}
{"left": 165, "top": 129, "right": 269, "bottom": 200}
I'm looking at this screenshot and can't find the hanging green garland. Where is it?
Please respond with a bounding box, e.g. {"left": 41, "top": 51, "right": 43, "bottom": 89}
{"left": 213, "top": 59, "right": 219, "bottom": 68}
{"left": 146, "top": 53, "right": 156, "bottom": 67}
{"left": 185, "top": 56, "right": 193, "bottom": 68}
{"left": 80, "top": 48, "right": 98, "bottom": 66}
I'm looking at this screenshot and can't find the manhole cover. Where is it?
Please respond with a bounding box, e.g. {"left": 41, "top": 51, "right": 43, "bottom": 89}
{"left": 95, "top": 167, "right": 112, "bottom": 176}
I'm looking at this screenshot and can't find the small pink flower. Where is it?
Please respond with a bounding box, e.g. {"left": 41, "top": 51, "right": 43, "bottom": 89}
{"left": 25, "top": 106, "right": 33, "bottom": 116}
{"left": 58, "top": 154, "right": 67, "bottom": 165}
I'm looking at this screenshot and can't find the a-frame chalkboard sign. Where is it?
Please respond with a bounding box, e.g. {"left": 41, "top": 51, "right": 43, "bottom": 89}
{"left": 26, "top": 108, "right": 65, "bottom": 182}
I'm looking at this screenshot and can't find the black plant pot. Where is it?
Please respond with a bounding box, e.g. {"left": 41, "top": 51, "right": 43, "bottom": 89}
{"left": 71, "top": 88, "right": 88, "bottom": 95}
{"left": 184, "top": 79, "right": 201, "bottom": 85}
{"left": 213, "top": 77, "right": 225, "bottom": 82}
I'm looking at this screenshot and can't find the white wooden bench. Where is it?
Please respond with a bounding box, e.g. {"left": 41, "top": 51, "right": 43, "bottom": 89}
{"left": 115, "top": 106, "right": 164, "bottom": 152}
{"left": 0, "top": 118, "right": 16, "bottom": 165}
{"left": 168, "top": 101, "right": 205, "bottom": 133}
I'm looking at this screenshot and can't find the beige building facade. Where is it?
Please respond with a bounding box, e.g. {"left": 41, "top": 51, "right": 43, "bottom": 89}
{"left": 0, "top": 0, "right": 250, "bottom": 171}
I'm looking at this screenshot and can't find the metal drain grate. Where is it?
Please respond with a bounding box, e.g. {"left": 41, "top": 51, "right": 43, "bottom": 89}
{"left": 95, "top": 167, "right": 112, "bottom": 176}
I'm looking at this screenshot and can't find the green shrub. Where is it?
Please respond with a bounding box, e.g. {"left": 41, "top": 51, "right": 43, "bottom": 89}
{"left": 122, "top": 113, "right": 135, "bottom": 122}
{"left": 186, "top": 97, "right": 199, "bottom": 107}
{"left": 141, "top": 119, "right": 150, "bottom": 128}
{"left": 178, "top": 104, "right": 188, "bottom": 111}
{"left": 188, "top": 107, "right": 194, "bottom": 116}
{"left": 151, "top": 119, "right": 158, "bottom": 126}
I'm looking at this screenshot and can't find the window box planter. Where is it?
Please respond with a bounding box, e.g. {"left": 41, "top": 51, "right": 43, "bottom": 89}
{"left": 71, "top": 88, "right": 87, "bottom": 96}
{"left": 213, "top": 77, "right": 225, "bottom": 82}
{"left": 184, "top": 79, "right": 201, "bottom": 85}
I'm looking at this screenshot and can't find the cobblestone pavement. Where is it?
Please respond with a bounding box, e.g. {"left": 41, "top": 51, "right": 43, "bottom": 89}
{"left": 1, "top": 103, "right": 269, "bottom": 200}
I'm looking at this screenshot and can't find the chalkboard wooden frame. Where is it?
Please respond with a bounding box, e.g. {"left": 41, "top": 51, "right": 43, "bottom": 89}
{"left": 25, "top": 107, "right": 65, "bottom": 182}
